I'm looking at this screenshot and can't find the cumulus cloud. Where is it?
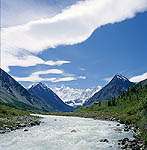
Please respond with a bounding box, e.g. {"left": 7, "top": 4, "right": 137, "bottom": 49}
{"left": 12, "top": 69, "right": 85, "bottom": 83}
{"left": 1, "top": 0, "right": 147, "bottom": 72}
{"left": 130, "top": 72, "right": 147, "bottom": 82}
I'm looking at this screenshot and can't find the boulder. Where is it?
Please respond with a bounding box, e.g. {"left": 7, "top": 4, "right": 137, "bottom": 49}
{"left": 100, "top": 139, "right": 109, "bottom": 143}
{"left": 24, "top": 129, "right": 28, "bottom": 132}
{"left": 71, "top": 129, "right": 77, "bottom": 133}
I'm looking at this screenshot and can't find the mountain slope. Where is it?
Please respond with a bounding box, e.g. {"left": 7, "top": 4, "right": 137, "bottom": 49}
{"left": 28, "top": 83, "right": 73, "bottom": 112}
{"left": 51, "top": 85, "right": 101, "bottom": 107}
{"left": 84, "top": 73, "right": 134, "bottom": 106}
{"left": 0, "top": 69, "right": 52, "bottom": 112}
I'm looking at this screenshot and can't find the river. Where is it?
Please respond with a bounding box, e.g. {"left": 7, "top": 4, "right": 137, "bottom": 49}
{"left": 0, "top": 115, "right": 133, "bottom": 150}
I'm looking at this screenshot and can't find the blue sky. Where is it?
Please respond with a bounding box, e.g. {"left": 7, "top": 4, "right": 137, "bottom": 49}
{"left": 1, "top": 0, "right": 147, "bottom": 89}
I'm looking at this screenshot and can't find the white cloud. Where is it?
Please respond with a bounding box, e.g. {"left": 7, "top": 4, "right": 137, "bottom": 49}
{"left": 78, "top": 76, "right": 86, "bottom": 79}
{"left": 1, "top": 51, "right": 70, "bottom": 72}
{"left": 12, "top": 69, "right": 63, "bottom": 82}
{"left": 130, "top": 72, "right": 147, "bottom": 82}
{"left": 12, "top": 69, "right": 85, "bottom": 83}
{"left": 45, "top": 60, "right": 70, "bottom": 66}
{"left": 1, "top": 0, "right": 147, "bottom": 72}
{"left": 33, "top": 69, "right": 64, "bottom": 75}
{"left": 52, "top": 77, "right": 77, "bottom": 82}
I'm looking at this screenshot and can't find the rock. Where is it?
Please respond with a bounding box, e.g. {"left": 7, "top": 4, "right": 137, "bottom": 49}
{"left": 5, "top": 128, "right": 11, "bottom": 132}
{"left": 29, "top": 120, "right": 41, "bottom": 126}
{"left": 114, "top": 128, "right": 122, "bottom": 132}
{"left": 0, "top": 130, "right": 5, "bottom": 134}
{"left": 100, "top": 139, "right": 109, "bottom": 143}
{"left": 121, "top": 138, "right": 129, "bottom": 145}
{"left": 24, "top": 129, "right": 28, "bottom": 132}
{"left": 124, "top": 128, "right": 129, "bottom": 132}
{"left": 71, "top": 129, "right": 77, "bottom": 133}
{"left": 18, "top": 123, "right": 26, "bottom": 128}
{"left": 118, "top": 139, "right": 122, "bottom": 142}
{"left": 131, "top": 127, "right": 135, "bottom": 130}
{"left": 117, "top": 124, "right": 120, "bottom": 126}
{"left": 120, "top": 145, "right": 127, "bottom": 149}
{"left": 129, "top": 138, "right": 137, "bottom": 142}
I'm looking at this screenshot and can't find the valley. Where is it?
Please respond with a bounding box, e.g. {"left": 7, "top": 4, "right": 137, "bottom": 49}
{"left": 0, "top": 68, "right": 147, "bottom": 149}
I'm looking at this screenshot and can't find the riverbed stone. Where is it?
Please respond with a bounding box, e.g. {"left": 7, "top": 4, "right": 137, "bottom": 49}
{"left": 114, "top": 128, "right": 122, "bottom": 132}
{"left": 100, "top": 139, "right": 109, "bottom": 143}
{"left": 0, "top": 130, "right": 5, "bottom": 134}
{"left": 71, "top": 129, "right": 77, "bottom": 133}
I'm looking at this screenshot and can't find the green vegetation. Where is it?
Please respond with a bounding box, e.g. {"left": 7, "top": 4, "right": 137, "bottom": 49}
{"left": 0, "top": 104, "right": 30, "bottom": 118}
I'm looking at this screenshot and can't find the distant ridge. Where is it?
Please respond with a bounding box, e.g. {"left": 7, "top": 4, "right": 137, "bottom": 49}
{"left": 83, "top": 73, "right": 135, "bottom": 106}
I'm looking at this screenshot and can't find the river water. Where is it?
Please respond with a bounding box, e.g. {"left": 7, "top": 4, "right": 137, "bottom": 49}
{"left": 0, "top": 115, "right": 133, "bottom": 150}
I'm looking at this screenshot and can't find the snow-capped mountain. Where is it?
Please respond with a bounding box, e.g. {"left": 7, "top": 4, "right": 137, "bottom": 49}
{"left": 50, "top": 85, "right": 102, "bottom": 107}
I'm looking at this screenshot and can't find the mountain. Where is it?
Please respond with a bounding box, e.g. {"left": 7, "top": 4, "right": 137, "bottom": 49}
{"left": 51, "top": 85, "right": 102, "bottom": 108}
{"left": 28, "top": 83, "right": 73, "bottom": 112}
{"left": 83, "top": 73, "right": 135, "bottom": 106}
{"left": 0, "top": 68, "right": 52, "bottom": 111}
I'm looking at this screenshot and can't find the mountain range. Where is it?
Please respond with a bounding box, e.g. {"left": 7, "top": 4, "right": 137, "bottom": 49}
{"left": 50, "top": 85, "right": 102, "bottom": 107}
{"left": 83, "top": 73, "right": 135, "bottom": 106}
{"left": 0, "top": 68, "right": 138, "bottom": 112}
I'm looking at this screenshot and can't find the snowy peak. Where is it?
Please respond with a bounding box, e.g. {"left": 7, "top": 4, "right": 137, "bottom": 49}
{"left": 113, "top": 73, "right": 129, "bottom": 81}
{"left": 29, "top": 82, "right": 51, "bottom": 92}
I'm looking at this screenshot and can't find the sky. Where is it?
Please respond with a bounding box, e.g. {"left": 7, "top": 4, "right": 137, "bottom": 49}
{"left": 1, "top": 0, "right": 147, "bottom": 89}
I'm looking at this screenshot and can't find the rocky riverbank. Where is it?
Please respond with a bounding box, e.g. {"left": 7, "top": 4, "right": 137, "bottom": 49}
{"left": 117, "top": 125, "right": 146, "bottom": 150}
{"left": 0, "top": 115, "right": 41, "bottom": 134}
